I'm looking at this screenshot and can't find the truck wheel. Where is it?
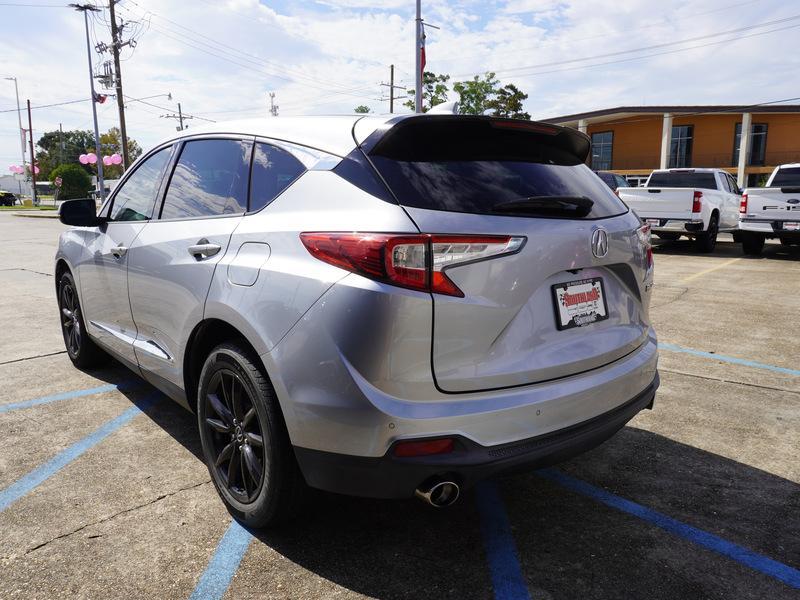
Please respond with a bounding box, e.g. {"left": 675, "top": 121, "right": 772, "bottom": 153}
{"left": 695, "top": 215, "right": 718, "bottom": 253}
{"left": 742, "top": 232, "right": 765, "bottom": 256}
{"left": 655, "top": 232, "right": 681, "bottom": 241}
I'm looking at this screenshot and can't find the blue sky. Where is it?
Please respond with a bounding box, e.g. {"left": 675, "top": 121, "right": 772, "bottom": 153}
{"left": 0, "top": 0, "right": 798, "bottom": 168}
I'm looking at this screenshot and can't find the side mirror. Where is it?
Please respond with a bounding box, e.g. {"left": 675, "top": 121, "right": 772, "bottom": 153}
{"left": 59, "top": 198, "right": 104, "bottom": 227}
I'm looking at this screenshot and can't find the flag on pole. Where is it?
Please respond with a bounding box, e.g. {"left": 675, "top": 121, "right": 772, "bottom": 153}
{"left": 420, "top": 24, "right": 426, "bottom": 75}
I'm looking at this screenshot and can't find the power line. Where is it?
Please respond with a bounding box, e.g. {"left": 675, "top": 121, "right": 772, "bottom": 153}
{"left": 451, "top": 12, "right": 800, "bottom": 80}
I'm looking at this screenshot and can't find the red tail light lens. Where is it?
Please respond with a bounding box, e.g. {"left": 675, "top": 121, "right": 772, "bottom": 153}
{"left": 636, "top": 223, "right": 653, "bottom": 276}
{"left": 740, "top": 193, "right": 748, "bottom": 214}
{"left": 300, "top": 233, "right": 524, "bottom": 297}
{"left": 692, "top": 191, "right": 703, "bottom": 213}
{"left": 394, "top": 438, "right": 454, "bottom": 457}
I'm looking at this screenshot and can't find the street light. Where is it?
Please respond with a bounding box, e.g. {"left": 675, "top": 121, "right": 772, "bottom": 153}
{"left": 4, "top": 76, "right": 26, "bottom": 177}
{"left": 69, "top": 3, "right": 105, "bottom": 203}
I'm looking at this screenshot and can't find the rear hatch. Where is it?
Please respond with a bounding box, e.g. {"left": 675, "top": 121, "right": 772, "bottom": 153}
{"left": 364, "top": 116, "right": 652, "bottom": 393}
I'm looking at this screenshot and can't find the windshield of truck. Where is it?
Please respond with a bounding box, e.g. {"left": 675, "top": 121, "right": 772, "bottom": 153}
{"left": 647, "top": 172, "right": 717, "bottom": 189}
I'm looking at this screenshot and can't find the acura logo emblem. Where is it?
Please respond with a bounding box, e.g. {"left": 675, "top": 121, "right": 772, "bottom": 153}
{"left": 591, "top": 228, "right": 608, "bottom": 258}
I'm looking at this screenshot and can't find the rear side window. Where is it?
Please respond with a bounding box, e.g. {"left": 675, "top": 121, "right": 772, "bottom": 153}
{"left": 368, "top": 118, "right": 627, "bottom": 219}
{"left": 771, "top": 167, "right": 800, "bottom": 187}
{"left": 160, "top": 139, "right": 251, "bottom": 220}
{"left": 110, "top": 147, "right": 171, "bottom": 221}
{"left": 647, "top": 172, "right": 717, "bottom": 189}
{"left": 249, "top": 142, "right": 305, "bottom": 212}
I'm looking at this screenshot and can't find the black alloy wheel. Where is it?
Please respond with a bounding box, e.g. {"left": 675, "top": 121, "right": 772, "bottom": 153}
{"left": 202, "top": 368, "right": 265, "bottom": 504}
{"left": 57, "top": 271, "right": 105, "bottom": 368}
{"left": 197, "top": 342, "right": 305, "bottom": 527}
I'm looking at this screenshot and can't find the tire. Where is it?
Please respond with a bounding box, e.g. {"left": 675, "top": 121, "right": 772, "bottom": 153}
{"left": 655, "top": 232, "right": 681, "bottom": 241}
{"left": 695, "top": 214, "right": 719, "bottom": 253}
{"left": 197, "top": 342, "right": 305, "bottom": 528}
{"left": 741, "top": 232, "right": 765, "bottom": 256}
{"left": 57, "top": 271, "right": 107, "bottom": 368}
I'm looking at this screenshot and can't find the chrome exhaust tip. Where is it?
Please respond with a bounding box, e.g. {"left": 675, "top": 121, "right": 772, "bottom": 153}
{"left": 415, "top": 480, "right": 460, "bottom": 508}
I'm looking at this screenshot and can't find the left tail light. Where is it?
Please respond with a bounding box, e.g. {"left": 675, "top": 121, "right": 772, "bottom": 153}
{"left": 692, "top": 191, "right": 703, "bottom": 214}
{"left": 636, "top": 223, "right": 654, "bottom": 278}
{"left": 740, "top": 193, "right": 748, "bottom": 214}
{"left": 299, "top": 232, "right": 525, "bottom": 297}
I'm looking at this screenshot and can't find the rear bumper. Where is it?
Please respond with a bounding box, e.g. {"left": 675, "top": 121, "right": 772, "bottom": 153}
{"left": 643, "top": 218, "right": 704, "bottom": 232}
{"left": 740, "top": 219, "right": 800, "bottom": 238}
{"left": 294, "top": 373, "right": 659, "bottom": 499}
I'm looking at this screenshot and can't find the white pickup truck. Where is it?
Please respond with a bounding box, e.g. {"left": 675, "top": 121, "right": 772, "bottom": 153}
{"left": 618, "top": 168, "right": 742, "bottom": 253}
{"left": 739, "top": 164, "right": 800, "bottom": 255}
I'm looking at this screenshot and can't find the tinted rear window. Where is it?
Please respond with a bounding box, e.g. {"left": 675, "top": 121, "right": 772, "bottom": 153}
{"left": 368, "top": 118, "right": 627, "bottom": 219}
{"left": 647, "top": 172, "right": 717, "bottom": 189}
{"left": 771, "top": 167, "right": 800, "bottom": 187}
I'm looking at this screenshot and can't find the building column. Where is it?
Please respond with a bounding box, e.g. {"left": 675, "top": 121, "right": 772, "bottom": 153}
{"left": 577, "top": 119, "right": 588, "bottom": 134}
{"left": 659, "top": 113, "right": 673, "bottom": 170}
{"left": 737, "top": 112, "right": 752, "bottom": 188}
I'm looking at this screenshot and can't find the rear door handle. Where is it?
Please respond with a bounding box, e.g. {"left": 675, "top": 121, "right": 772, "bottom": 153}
{"left": 111, "top": 245, "right": 127, "bottom": 258}
{"left": 188, "top": 239, "right": 221, "bottom": 259}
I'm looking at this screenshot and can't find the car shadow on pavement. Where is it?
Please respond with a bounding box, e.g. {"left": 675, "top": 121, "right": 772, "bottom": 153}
{"left": 653, "top": 238, "right": 800, "bottom": 261}
{"left": 105, "top": 373, "right": 799, "bottom": 600}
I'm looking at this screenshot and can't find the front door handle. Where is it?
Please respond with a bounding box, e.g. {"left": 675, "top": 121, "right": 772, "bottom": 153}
{"left": 188, "top": 239, "right": 221, "bottom": 259}
{"left": 111, "top": 245, "right": 128, "bottom": 258}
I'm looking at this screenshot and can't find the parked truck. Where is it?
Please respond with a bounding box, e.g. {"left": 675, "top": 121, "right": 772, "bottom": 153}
{"left": 739, "top": 164, "right": 800, "bottom": 255}
{"left": 618, "top": 168, "right": 742, "bottom": 253}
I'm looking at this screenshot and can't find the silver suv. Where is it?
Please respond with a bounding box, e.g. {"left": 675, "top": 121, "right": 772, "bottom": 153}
{"left": 56, "top": 115, "right": 659, "bottom": 526}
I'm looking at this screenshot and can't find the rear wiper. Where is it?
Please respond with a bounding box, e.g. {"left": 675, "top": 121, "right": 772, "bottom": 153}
{"left": 492, "top": 195, "right": 594, "bottom": 218}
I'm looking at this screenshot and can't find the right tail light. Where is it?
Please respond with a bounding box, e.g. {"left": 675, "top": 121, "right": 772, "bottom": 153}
{"left": 740, "top": 193, "right": 748, "bottom": 214}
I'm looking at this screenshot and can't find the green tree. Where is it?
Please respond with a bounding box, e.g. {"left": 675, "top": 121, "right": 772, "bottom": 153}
{"left": 404, "top": 71, "right": 450, "bottom": 112}
{"left": 50, "top": 163, "right": 92, "bottom": 200}
{"left": 354, "top": 105, "right": 371, "bottom": 113}
{"left": 35, "top": 129, "right": 96, "bottom": 179}
{"left": 486, "top": 83, "right": 530, "bottom": 120}
{"left": 453, "top": 72, "right": 500, "bottom": 115}
{"left": 99, "top": 127, "right": 142, "bottom": 179}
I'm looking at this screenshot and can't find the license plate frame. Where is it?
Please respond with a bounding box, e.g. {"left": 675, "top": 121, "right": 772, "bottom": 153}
{"left": 783, "top": 221, "right": 800, "bottom": 231}
{"left": 646, "top": 218, "right": 660, "bottom": 227}
{"left": 552, "top": 277, "right": 609, "bottom": 331}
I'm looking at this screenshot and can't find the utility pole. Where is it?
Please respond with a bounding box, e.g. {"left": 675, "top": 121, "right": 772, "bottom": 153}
{"left": 108, "top": 0, "right": 130, "bottom": 170}
{"left": 269, "top": 92, "right": 278, "bottom": 117}
{"left": 160, "top": 102, "right": 192, "bottom": 131}
{"left": 4, "top": 77, "right": 26, "bottom": 172}
{"left": 26, "top": 100, "right": 37, "bottom": 206}
{"left": 380, "top": 64, "right": 405, "bottom": 114}
{"left": 71, "top": 3, "right": 105, "bottom": 203}
{"left": 414, "top": 0, "right": 422, "bottom": 113}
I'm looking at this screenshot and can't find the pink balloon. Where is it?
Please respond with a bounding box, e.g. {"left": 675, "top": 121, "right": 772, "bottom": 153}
{"left": 103, "top": 155, "right": 113, "bottom": 166}
{"left": 111, "top": 153, "right": 122, "bottom": 165}
{"left": 87, "top": 153, "right": 97, "bottom": 164}
{"left": 34, "top": 166, "right": 40, "bottom": 174}
{"left": 79, "top": 154, "right": 88, "bottom": 164}
{"left": 8, "top": 165, "right": 15, "bottom": 172}
{"left": 14, "top": 166, "right": 23, "bottom": 174}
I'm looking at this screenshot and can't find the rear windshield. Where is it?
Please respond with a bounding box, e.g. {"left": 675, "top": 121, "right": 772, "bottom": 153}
{"left": 771, "top": 167, "right": 800, "bottom": 187}
{"left": 368, "top": 118, "right": 628, "bottom": 219}
{"left": 647, "top": 172, "right": 717, "bottom": 189}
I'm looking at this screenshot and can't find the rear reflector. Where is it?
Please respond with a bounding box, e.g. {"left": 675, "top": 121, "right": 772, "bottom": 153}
{"left": 740, "top": 193, "right": 748, "bottom": 214}
{"left": 692, "top": 191, "right": 703, "bottom": 213}
{"left": 300, "top": 232, "right": 525, "bottom": 297}
{"left": 394, "top": 438, "right": 455, "bottom": 458}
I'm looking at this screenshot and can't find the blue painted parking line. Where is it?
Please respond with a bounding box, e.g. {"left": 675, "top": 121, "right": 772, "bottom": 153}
{"left": 537, "top": 468, "right": 800, "bottom": 589}
{"left": 660, "top": 343, "right": 800, "bottom": 377}
{"left": 0, "top": 382, "right": 129, "bottom": 414}
{"left": 475, "top": 481, "right": 532, "bottom": 600}
{"left": 189, "top": 519, "right": 253, "bottom": 600}
{"left": 0, "top": 393, "right": 161, "bottom": 513}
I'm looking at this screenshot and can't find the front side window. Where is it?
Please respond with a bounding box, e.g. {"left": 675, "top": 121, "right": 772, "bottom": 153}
{"left": 249, "top": 142, "right": 306, "bottom": 212}
{"left": 591, "top": 131, "right": 613, "bottom": 170}
{"left": 669, "top": 125, "right": 693, "bottom": 168}
{"left": 109, "top": 147, "right": 171, "bottom": 221}
{"left": 160, "top": 139, "right": 251, "bottom": 220}
{"left": 733, "top": 123, "right": 767, "bottom": 167}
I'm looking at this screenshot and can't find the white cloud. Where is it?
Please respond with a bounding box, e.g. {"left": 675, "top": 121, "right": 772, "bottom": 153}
{"left": 0, "top": 0, "right": 797, "bottom": 167}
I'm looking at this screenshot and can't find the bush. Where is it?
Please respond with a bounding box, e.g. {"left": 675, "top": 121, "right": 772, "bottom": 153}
{"left": 50, "top": 164, "right": 92, "bottom": 200}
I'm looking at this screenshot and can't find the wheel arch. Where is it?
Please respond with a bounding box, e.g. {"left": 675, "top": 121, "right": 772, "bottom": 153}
{"left": 183, "top": 318, "right": 270, "bottom": 413}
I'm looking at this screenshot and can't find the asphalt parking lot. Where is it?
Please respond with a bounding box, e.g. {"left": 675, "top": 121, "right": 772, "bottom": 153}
{"left": 0, "top": 211, "right": 798, "bottom": 599}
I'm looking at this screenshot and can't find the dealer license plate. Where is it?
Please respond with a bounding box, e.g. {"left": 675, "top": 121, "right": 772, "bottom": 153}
{"left": 784, "top": 221, "right": 800, "bottom": 231}
{"left": 646, "top": 218, "right": 660, "bottom": 226}
{"left": 552, "top": 278, "right": 609, "bottom": 330}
